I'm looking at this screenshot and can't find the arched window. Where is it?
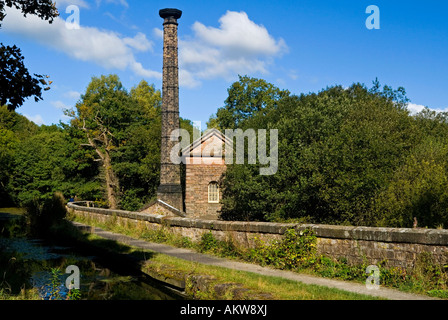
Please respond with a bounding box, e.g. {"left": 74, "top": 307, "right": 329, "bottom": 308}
{"left": 208, "top": 182, "right": 219, "bottom": 203}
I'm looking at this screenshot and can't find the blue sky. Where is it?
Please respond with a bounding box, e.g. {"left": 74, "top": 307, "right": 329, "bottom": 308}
{"left": 2, "top": 0, "right": 447, "bottom": 128}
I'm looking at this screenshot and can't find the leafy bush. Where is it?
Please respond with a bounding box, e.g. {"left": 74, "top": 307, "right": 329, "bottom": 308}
{"left": 199, "top": 232, "right": 219, "bottom": 253}
{"left": 374, "top": 138, "right": 448, "bottom": 228}
{"left": 218, "top": 78, "right": 448, "bottom": 228}
{"left": 24, "top": 192, "right": 67, "bottom": 236}
{"left": 248, "top": 228, "right": 317, "bottom": 270}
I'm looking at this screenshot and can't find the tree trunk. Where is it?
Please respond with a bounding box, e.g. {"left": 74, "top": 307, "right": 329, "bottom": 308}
{"left": 82, "top": 119, "right": 120, "bottom": 209}
{"left": 103, "top": 151, "right": 120, "bottom": 209}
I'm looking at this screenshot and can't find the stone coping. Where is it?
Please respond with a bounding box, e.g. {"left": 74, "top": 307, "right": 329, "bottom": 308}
{"left": 67, "top": 202, "right": 448, "bottom": 246}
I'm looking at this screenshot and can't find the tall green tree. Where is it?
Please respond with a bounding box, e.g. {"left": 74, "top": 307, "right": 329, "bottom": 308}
{"left": 0, "top": 126, "right": 16, "bottom": 205}
{"left": 113, "top": 80, "right": 162, "bottom": 210}
{"left": 117, "top": 80, "right": 195, "bottom": 210}
{"left": 0, "top": 105, "right": 38, "bottom": 205}
{"left": 207, "top": 75, "right": 290, "bottom": 130}
{"left": 67, "top": 75, "right": 136, "bottom": 209}
{"left": 219, "top": 79, "right": 433, "bottom": 227}
{"left": 67, "top": 75, "right": 193, "bottom": 211}
{"left": 9, "top": 123, "right": 102, "bottom": 206}
{"left": 374, "top": 112, "right": 448, "bottom": 228}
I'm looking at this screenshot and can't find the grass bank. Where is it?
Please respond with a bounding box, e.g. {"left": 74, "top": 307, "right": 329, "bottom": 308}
{"left": 0, "top": 208, "right": 378, "bottom": 300}
{"left": 143, "top": 253, "right": 381, "bottom": 300}
{"left": 66, "top": 213, "right": 384, "bottom": 300}
{"left": 66, "top": 225, "right": 381, "bottom": 300}
{"left": 69, "top": 211, "right": 448, "bottom": 299}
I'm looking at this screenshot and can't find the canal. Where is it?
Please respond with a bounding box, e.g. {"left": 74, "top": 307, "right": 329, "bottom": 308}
{"left": 0, "top": 211, "right": 185, "bottom": 300}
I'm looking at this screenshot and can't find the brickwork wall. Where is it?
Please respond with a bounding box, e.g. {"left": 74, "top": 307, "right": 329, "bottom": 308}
{"left": 184, "top": 160, "right": 226, "bottom": 217}
{"left": 183, "top": 131, "right": 228, "bottom": 218}
{"left": 67, "top": 203, "right": 448, "bottom": 269}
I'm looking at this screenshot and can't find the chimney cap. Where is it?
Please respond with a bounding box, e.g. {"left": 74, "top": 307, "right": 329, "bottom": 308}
{"left": 159, "top": 8, "right": 182, "bottom": 19}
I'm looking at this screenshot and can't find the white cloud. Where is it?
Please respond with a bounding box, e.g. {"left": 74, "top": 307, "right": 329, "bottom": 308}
{"left": 131, "top": 61, "right": 161, "bottom": 79}
{"left": 407, "top": 103, "right": 448, "bottom": 115}
{"left": 3, "top": 8, "right": 286, "bottom": 90}
{"left": 95, "top": 0, "right": 129, "bottom": 8}
{"left": 153, "top": 27, "right": 163, "bottom": 39}
{"left": 192, "top": 11, "right": 286, "bottom": 57}
{"left": 3, "top": 7, "right": 160, "bottom": 79}
{"left": 64, "top": 90, "right": 81, "bottom": 100}
{"left": 407, "top": 103, "right": 426, "bottom": 114}
{"left": 55, "top": 0, "right": 90, "bottom": 9}
{"left": 179, "top": 11, "right": 288, "bottom": 88}
{"left": 123, "top": 32, "right": 153, "bottom": 52}
{"left": 24, "top": 114, "right": 45, "bottom": 125}
{"left": 289, "top": 70, "right": 299, "bottom": 80}
{"left": 51, "top": 100, "right": 70, "bottom": 110}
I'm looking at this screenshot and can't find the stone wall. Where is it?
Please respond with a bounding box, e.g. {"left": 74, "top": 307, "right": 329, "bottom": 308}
{"left": 67, "top": 202, "right": 448, "bottom": 269}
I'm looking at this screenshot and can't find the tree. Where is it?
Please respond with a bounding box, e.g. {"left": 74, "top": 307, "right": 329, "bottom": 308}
{"left": 0, "top": 103, "right": 38, "bottom": 136}
{"left": 0, "top": 0, "right": 58, "bottom": 27}
{"left": 219, "top": 79, "right": 428, "bottom": 226}
{"left": 0, "top": 126, "right": 16, "bottom": 204}
{"left": 0, "top": 0, "right": 58, "bottom": 110}
{"left": 115, "top": 80, "right": 194, "bottom": 210}
{"left": 0, "top": 104, "right": 38, "bottom": 205}
{"left": 207, "top": 75, "right": 290, "bottom": 130}
{"left": 0, "top": 44, "right": 52, "bottom": 110}
{"left": 67, "top": 75, "right": 134, "bottom": 209}
{"left": 67, "top": 75, "right": 190, "bottom": 211}
{"left": 113, "top": 80, "right": 162, "bottom": 210}
{"left": 0, "top": 104, "right": 102, "bottom": 207}
{"left": 8, "top": 123, "right": 102, "bottom": 206}
{"left": 373, "top": 112, "right": 448, "bottom": 228}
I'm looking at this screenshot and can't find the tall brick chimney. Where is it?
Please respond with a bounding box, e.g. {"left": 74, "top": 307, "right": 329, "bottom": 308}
{"left": 157, "top": 8, "right": 183, "bottom": 210}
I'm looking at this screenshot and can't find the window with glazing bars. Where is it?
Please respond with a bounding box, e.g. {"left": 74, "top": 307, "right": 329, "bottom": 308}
{"left": 208, "top": 182, "right": 219, "bottom": 203}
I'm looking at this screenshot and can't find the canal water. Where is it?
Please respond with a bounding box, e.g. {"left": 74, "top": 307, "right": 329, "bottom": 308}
{"left": 0, "top": 214, "right": 184, "bottom": 300}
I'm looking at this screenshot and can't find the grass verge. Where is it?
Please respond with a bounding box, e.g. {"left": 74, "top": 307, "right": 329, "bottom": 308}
{"left": 68, "top": 211, "right": 448, "bottom": 299}
{"left": 68, "top": 213, "right": 385, "bottom": 299}
{"left": 143, "top": 253, "right": 382, "bottom": 300}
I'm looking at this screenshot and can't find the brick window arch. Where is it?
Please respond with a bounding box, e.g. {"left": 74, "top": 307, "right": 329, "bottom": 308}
{"left": 208, "top": 181, "right": 219, "bottom": 203}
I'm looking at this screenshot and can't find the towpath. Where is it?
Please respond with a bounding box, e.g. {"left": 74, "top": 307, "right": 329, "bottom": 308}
{"left": 71, "top": 221, "right": 439, "bottom": 301}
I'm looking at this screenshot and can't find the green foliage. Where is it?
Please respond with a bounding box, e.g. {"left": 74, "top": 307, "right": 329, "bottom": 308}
{"left": 218, "top": 77, "right": 448, "bottom": 228}
{"left": 198, "top": 228, "right": 319, "bottom": 270}
{"left": 37, "top": 268, "right": 81, "bottom": 300}
{"left": 24, "top": 192, "right": 67, "bottom": 236}
{"left": 66, "top": 75, "right": 193, "bottom": 210}
{"left": 0, "top": 106, "right": 38, "bottom": 205}
{"left": 0, "top": 0, "right": 58, "bottom": 28}
{"left": 0, "top": 44, "right": 52, "bottom": 110}
{"left": 0, "top": 127, "right": 16, "bottom": 205}
{"left": 207, "top": 75, "right": 290, "bottom": 130}
{"left": 248, "top": 229, "right": 317, "bottom": 270}
{"left": 374, "top": 138, "right": 448, "bottom": 228}
{"left": 67, "top": 287, "right": 82, "bottom": 300}
{"left": 8, "top": 123, "right": 102, "bottom": 206}
{"left": 47, "top": 268, "right": 64, "bottom": 300}
{"left": 0, "top": 104, "right": 38, "bottom": 137}
{"left": 111, "top": 80, "right": 162, "bottom": 210}
{"left": 0, "top": 1, "right": 58, "bottom": 110}
{"left": 199, "top": 231, "right": 219, "bottom": 252}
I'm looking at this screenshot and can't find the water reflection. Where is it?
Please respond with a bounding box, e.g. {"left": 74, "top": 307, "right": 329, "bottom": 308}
{"left": 30, "top": 264, "right": 176, "bottom": 300}
{"left": 1, "top": 237, "right": 182, "bottom": 300}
